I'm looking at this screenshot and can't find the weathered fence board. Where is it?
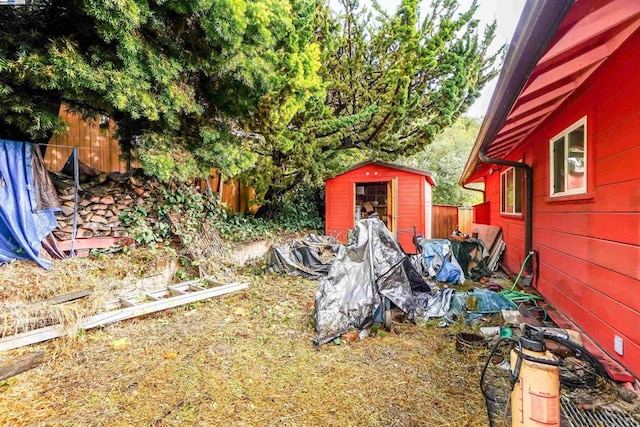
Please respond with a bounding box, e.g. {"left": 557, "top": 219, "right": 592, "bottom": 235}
{"left": 431, "top": 205, "right": 474, "bottom": 238}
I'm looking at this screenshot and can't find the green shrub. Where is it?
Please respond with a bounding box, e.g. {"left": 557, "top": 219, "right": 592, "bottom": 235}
{"left": 120, "top": 180, "right": 324, "bottom": 247}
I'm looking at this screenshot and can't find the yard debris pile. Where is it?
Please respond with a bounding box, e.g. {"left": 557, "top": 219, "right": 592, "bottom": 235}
{"left": 168, "top": 211, "right": 231, "bottom": 278}
{"left": 312, "top": 220, "right": 429, "bottom": 344}
{"left": 415, "top": 238, "right": 467, "bottom": 284}
{"left": 268, "top": 234, "right": 341, "bottom": 279}
{"left": 51, "top": 168, "right": 153, "bottom": 241}
{"left": 268, "top": 219, "right": 503, "bottom": 342}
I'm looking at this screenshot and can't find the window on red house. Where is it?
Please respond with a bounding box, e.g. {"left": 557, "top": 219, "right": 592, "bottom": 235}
{"left": 500, "top": 166, "right": 523, "bottom": 215}
{"left": 550, "top": 117, "right": 587, "bottom": 196}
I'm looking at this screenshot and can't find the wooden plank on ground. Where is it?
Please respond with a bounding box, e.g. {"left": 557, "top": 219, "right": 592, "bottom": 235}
{"left": 0, "top": 351, "right": 45, "bottom": 381}
{"left": 0, "top": 281, "right": 248, "bottom": 352}
{"left": 543, "top": 303, "right": 635, "bottom": 383}
{"left": 41, "top": 289, "right": 92, "bottom": 305}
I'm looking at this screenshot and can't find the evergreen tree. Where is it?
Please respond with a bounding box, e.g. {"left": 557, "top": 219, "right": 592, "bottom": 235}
{"left": 0, "top": 0, "right": 322, "bottom": 182}
{"left": 251, "top": 0, "right": 502, "bottom": 215}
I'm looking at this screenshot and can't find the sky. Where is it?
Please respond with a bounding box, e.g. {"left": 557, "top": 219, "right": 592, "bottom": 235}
{"left": 462, "top": 0, "right": 526, "bottom": 116}
{"left": 328, "top": 0, "right": 527, "bottom": 117}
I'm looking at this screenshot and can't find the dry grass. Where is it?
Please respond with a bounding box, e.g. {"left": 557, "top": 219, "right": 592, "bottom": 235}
{"left": 0, "top": 249, "right": 179, "bottom": 338}
{"left": 0, "top": 251, "right": 491, "bottom": 426}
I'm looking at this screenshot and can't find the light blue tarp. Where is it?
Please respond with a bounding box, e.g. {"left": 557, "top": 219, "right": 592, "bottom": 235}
{"left": 419, "top": 239, "right": 465, "bottom": 284}
{"left": 0, "top": 139, "right": 59, "bottom": 269}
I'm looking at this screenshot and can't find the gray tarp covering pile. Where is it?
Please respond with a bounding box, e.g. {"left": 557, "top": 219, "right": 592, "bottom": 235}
{"left": 313, "top": 219, "right": 430, "bottom": 345}
{"left": 268, "top": 234, "right": 341, "bottom": 279}
{"left": 414, "top": 288, "right": 456, "bottom": 320}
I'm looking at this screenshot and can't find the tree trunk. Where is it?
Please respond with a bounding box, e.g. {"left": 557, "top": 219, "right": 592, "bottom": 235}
{"left": 254, "top": 173, "right": 304, "bottom": 220}
{"left": 254, "top": 185, "right": 277, "bottom": 220}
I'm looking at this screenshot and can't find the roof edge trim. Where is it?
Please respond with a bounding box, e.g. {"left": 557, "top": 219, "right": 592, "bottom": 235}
{"left": 325, "top": 160, "right": 436, "bottom": 186}
{"left": 460, "top": 0, "right": 574, "bottom": 184}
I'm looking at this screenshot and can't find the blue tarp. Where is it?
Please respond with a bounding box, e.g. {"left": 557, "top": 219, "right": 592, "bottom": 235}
{"left": 419, "top": 239, "right": 465, "bottom": 284}
{"left": 0, "top": 139, "right": 59, "bottom": 269}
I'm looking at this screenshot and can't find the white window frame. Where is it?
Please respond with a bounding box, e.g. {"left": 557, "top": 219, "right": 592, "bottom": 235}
{"left": 500, "top": 166, "right": 523, "bottom": 215}
{"left": 549, "top": 117, "right": 587, "bottom": 197}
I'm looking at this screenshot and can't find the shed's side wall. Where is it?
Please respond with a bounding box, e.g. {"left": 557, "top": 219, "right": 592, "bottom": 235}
{"left": 325, "top": 175, "right": 355, "bottom": 243}
{"left": 484, "top": 30, "right": 640, "bottom": 376}
{"left": 325, "top": 164, "right": 429, "bottom": 253}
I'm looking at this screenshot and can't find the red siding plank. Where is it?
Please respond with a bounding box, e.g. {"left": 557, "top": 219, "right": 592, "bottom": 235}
{"left": 534, "top": 212, "right": 640, "bottom": 246}
{"left": 595, "top": 146, "right": 640, "bottom": 186}
{"left": 538, "top": 262, "right": 640, "bottom": 345}
{"left": 535, "top": 244, "right": 640, "bottom": 313}
{"left": 535, "top": 228, "right": 640, "bottom": 280}
{"left": 537, "top": 276, "right": 640, "bottom": 377}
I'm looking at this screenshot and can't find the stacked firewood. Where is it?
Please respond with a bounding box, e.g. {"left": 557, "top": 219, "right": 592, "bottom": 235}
{"left": 52, "top": 172, "right": 156, "bottom": 241}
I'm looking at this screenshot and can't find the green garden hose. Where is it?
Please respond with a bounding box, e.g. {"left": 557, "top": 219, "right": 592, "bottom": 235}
{"left": 499, "top": 251, "right": 542, "bottom": 308}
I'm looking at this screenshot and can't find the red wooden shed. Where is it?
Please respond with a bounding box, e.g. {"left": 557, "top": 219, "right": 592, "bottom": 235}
{"left": 325, "top": 161, "right": 435, "bottom": 254}
{"left": 461, "top": 0, "right": 640, "bottom": 379}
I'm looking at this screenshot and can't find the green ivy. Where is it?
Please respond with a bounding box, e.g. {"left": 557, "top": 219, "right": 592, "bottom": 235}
{"left": 120, "top": 179, "right": 324, "bottom": 247}
{"left": 214, "top": 184, "right": 324, "bottom": 242}
{"left": 119, "top": 205, "right": 170, "bottom": 245}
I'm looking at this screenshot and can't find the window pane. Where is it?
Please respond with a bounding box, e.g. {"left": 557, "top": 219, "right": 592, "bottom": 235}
{"left": 567, "top": 125, "right": 585, "bottom": 191}
{"left": 505, "top": 169, "right": 514, "bottom": 213}
{"left": 514, "top": 167, "right": 523, "bottom": 213}
{"left": 552, "top": 137, "right": 565, "bottom": 194}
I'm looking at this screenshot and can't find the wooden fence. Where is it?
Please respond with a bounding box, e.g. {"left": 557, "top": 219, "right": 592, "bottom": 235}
{"left": 197, "top": 173, "right": 257, "bottom": 215}
{"left": 431, "top": 205, "right": 473, "bottom": 238}
{"left": 45, "top": 104, "right": 129, "bottom": 173}
{"left": 44, "top": 103, "right": 255, "bottom": 214}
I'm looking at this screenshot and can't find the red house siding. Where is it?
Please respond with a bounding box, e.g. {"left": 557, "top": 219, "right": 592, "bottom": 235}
{"left": 483, "top": 29, "right": 640, "bottom": 376}
{"left": 473, "top": 201, "right": 490, "bottom": 225}
{"left": 325, "top": 163, "right": 433, "bottom": 254}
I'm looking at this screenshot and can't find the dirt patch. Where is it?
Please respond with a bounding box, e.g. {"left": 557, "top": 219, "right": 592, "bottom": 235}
{"left": 0, "top": 252, "right": 489, "bottom": 426}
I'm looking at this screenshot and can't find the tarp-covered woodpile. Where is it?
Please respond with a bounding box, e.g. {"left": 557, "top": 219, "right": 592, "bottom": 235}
{"left": 0, "top": 140, "right": 60, "bottom": 269}
{"left": 312, "top": 219, "right": 430, "bottom": 345}
{"left": 268, "top": 234, "right": 342, "bottom": 279}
